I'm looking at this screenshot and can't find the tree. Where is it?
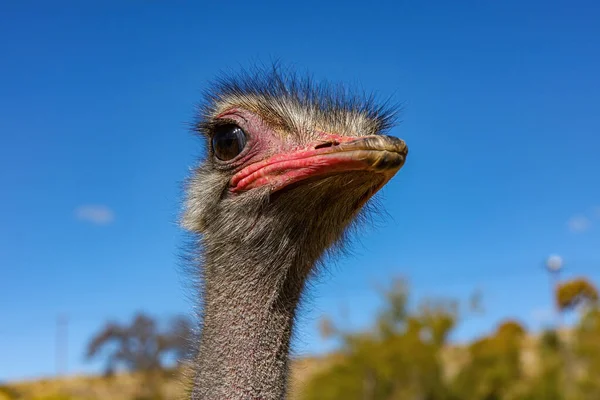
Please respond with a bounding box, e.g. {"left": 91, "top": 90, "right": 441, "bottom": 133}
{"left": 574, "top": 307, "right": 600, "bottom": 399}
{"left": 87, "top": 313, "right": 161, "bottom": 375}
{"left": 302, "top": 276, "right": 600, "bottom": 400}
{"left": 553, "top": 277, "right": 599, "bottom": 399}
{"left": 302, "top": 277, "right": 458, "bottom": 400}
{"left": 163, "top": 314, "right": 198, "bottom": 365}
{"left": 555, "top": 278, "right": 599, "bottom": 312}
{"left": 452, "top": 320, "right": 527, "bottom": 400}
{"left": 86, "top": 312, "right": 195, "bottom": 399}
{"left": 518, "top": 329, "right": 564, "bottom": 400}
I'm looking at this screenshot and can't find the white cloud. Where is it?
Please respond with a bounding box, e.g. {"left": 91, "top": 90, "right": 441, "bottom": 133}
{"left": 567, "top": 215, "right": 590, "bottom": 233}
{"left": 74, "top": 205, "right": 115, "bottom": 225}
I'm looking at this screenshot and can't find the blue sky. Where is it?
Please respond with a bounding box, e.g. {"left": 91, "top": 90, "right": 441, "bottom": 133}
{"left": 1, "top": 0, "right": 599, "bottom": 382}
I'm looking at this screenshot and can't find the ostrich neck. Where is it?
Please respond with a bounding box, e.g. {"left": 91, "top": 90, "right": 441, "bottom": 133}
{"left": 192, "top": 240, "right": 311, "bottom": 400}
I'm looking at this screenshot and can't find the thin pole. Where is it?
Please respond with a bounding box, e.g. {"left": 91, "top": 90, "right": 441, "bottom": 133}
{"left": 551, "top": 269, "right": 562, "bottom": 328}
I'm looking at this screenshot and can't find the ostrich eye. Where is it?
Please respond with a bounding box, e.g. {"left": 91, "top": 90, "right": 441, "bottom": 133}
{"left": 211, "top": 124, "right": 247, "bottom": 161}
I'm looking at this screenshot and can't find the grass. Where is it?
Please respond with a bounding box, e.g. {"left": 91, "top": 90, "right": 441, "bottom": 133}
{"left": 1, "top": 358, "right": 329, "bottom": 400}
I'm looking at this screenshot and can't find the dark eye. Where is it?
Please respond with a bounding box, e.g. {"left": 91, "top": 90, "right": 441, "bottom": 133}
{"left": 211, "top": 124, "right": 247, "bottom": 161}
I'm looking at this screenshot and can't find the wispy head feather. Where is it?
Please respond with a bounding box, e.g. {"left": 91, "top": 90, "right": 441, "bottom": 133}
{"left": 196, "top": 64, "right": 400, "bottom": 140}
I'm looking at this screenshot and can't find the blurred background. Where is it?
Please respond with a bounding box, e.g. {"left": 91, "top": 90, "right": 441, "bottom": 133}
{"left": 1, "top": 1, "right": 599, "bottom": 399}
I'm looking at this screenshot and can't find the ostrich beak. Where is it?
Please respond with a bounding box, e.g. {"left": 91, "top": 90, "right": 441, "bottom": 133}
{"left": 230, "top": 134, "right": 408, "bottom": 194}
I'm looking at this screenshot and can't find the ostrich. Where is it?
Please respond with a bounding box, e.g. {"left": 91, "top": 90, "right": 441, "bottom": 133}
{"left": 182, "top": 66, "right": 408, "bottom": 399}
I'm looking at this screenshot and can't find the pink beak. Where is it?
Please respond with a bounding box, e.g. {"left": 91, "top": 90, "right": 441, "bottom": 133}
{"left": 230, "top": 134, "right": 408, "bottom": 195}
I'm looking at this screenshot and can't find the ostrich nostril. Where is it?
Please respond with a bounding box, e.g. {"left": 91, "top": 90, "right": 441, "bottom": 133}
{"left": 314, "top": 140, "right": 340, "bottom": 150}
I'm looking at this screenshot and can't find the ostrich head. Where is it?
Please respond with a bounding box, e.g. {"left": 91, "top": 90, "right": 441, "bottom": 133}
{"left": 182, "top": 66, "right": 408, "bottom": 399}
{"left": 184, "top": 68, "right": 407, "bottom": 274}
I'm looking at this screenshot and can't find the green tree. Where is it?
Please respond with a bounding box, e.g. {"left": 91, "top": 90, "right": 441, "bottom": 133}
{"left": 555, "top": 277, "right": 599, "bottom": 400}
{"left": 451, "top": 320, "right": 527, "bottom": 400}
{"left": 520, "top": 329, "right": 564, "bottom": 400}
{"left": 573, "top": 307, "right": 600, "bottom": 399}
{"left": 303, "top": 278, "right": 457, "bottom": 400}
{"left": 302, "top": 275, "right": 600, "bottom": 400}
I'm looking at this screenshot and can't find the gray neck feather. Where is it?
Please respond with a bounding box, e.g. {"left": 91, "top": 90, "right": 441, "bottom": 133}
{"left": 192, "top": 236, "right": 312, "bottom": 399}
{"left": 190, "top": 178, "right": 366, "bottom": 399}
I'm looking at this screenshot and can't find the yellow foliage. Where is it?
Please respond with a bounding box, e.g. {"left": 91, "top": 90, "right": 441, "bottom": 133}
{"left": 556, "top": 278, "right": 599, "bottom": 311}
